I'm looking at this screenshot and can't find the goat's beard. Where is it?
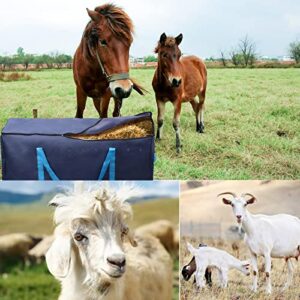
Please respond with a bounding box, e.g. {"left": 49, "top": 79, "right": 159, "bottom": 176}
{"left": 83, "top": 269, "right": 114, "bottom": 297}
{"left": 238, "top": 223, "right": 242, "bottom": 234}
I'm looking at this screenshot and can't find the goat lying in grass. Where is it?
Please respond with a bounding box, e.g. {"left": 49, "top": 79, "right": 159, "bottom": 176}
{"left": 46, "top": 184, "right": 172, "bottom": 300}
{"left": 187, "top": 242, "right": 250, "bottom": 289}
{"left": 220, "top": 192, "right": 300, "bottom": 294}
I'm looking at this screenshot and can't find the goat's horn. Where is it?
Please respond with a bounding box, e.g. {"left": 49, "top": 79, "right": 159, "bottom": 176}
{"left": 242, "top": 193, "right": 255, "bottom": 199}
{"left": 217, "top": 192, "right": 237, "bottom": 198}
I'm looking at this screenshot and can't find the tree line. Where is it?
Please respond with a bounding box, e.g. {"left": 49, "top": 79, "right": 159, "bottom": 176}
{"left": 218, "top": 36, "right": 300, "bottom": 67}
{"left": 0, "top": 48, "right": 72, "bottom": 70}
{"left": 1, "top": 38, "right": 299, "bottom": 71}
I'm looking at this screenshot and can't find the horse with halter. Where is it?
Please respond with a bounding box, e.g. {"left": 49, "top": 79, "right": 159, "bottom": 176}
{"left": 73, "top": 4, "right": 144, "bottom": 118}
{"left": 152, "top": 33, "right": 207, "bottom": 153}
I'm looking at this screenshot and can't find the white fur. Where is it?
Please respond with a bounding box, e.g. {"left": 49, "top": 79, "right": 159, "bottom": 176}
{"left": 187, "top": 242, "right": 250, "bottom": 288}
{"left": 222, "top": 193, "right": 300, "bottom": 294}
{"left": 46, "top": 183, "right": 172, "bottom": 300}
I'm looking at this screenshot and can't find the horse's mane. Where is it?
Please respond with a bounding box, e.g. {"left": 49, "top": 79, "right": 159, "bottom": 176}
{"left": 93, "top": 3, "right": 134, "bottom": 45}
{"left": 155, "top": 37, "right": 176, "bottom": 53}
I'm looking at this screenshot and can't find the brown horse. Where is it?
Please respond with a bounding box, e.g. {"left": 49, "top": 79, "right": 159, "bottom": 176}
{"left": 152, "top": 33, "right": 207, "bottom": 153}
{"left": 73, "top": 4, "right": 144, "bottom": 118}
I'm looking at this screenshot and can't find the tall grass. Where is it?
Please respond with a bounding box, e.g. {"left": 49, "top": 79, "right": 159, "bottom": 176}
{"left": 0, "top": 72, "right": 32, "bottom": 82}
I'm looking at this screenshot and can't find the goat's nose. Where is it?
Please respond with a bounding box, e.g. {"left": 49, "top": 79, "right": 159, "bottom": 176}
{"left": 236, "top": 215, "right": 242, "bottom": 219}
{"left": 172, "top": 78, "right": 182, "bottom": 87}
{"left": 107, "top": 254, "right": 126, "bottom": 268}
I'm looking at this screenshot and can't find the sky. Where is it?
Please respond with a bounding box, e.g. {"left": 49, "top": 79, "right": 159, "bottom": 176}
{"left": 0, "top": 181, "right": 179, "bottom": 198}
{"left": 0, "top": 0, "right": 299, "bottom": 58}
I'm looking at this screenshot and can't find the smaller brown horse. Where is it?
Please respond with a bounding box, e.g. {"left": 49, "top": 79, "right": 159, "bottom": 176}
{"left": 152, "top": 33, "right": 207, "bottom": 153}
{"left": 73, "top": 4, "right": 144, "bottom": 118}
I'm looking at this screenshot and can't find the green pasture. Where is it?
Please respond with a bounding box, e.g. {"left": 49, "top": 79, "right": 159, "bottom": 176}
{"left": 0, "top": 68, "right": 299, "bottom": 179}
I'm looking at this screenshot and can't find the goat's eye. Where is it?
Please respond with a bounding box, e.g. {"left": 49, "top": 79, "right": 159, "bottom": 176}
{"left": 99, "top": 39, "right": 107, "bottom": 46}
{"left": 122, "top": 227, "right": 129, "bottom": 236}
{"left": 74, "top": 233, "right": 86, "bottom": 242}
{"left": 162, "top": 53, "right": 168, "bottom": 58}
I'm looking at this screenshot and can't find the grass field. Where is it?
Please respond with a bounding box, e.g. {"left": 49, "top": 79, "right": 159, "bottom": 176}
{"left": 0, "top": 198, "right": 179, "bottom": 300}
{"left": 0, "top": 68, "right": 299, "bottom": 179}
{"left": 180, "top": 237, "right": 300, "bottom": 300}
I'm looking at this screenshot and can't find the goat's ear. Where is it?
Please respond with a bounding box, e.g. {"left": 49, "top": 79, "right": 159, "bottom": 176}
{"left": 159, "top": 32, "right": 167, "bottom": 45}
{"left": 86, "top": 8, "right": 101, "bottom": 22}
{"left": 246, "top": 197, "right": 256, "bottom": 205}
{"left": 46, "top": 233, "right": 72, "bottom": 278}
{"left": 222, "top": 198, "right": 232, "bottom": 205}
{"left": 175, "top": 33, "right": 183, "bottom": 45}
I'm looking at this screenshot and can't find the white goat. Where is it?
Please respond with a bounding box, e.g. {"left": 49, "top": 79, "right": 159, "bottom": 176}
{"left": 187, "top": 242, "right": 250, "bottom": 288}
{"left": 46, "top": 184, "right": 172, "bottom": 300}
{"left": 220, "top": 192, "right": 300, "bottom": 294}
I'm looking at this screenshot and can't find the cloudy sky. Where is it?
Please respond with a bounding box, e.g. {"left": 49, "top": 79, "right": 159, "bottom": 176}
{"left": 0, "top": 181, "right": 179, "bottom": 198}
{"left": 0, "top": 0, "right": 299, "bottom": 58}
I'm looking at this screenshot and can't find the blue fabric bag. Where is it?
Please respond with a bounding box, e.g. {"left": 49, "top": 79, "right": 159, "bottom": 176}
{"left": 1, "top": 112, "right": 155, "bottom": 180}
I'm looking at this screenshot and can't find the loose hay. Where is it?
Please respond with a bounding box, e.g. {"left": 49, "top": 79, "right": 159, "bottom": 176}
{"left": 67, "top": 119, "right": 153, "bottom": 140}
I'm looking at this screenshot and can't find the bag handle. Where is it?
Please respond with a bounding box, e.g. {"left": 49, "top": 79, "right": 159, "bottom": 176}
{"left": 36, "top": 147, "right": 116, "bottom": 180}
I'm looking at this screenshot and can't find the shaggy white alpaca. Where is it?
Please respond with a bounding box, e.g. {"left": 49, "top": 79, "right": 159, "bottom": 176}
{"left": 46, "top": 183, "right": 172, "bottom": 300}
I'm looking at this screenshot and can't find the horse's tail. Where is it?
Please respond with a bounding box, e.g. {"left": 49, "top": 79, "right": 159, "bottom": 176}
{"left": 131, "top": 78, "right": 148, "bottom": 95}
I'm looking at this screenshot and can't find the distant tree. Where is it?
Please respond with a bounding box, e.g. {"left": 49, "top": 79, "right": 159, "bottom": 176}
{"left": 17, "top": 47, "right": 25, "bottom": 57}
{"left": 230, "top": 50, "right": 243, "bottom": 66}
{"left": 33, "top": 55, "right": 45, "bottom": 69}
{"left": 22, "top": 54, "right": 34, "bottom": 70}
{"left": 238, "top": 35, "right": 256, "bottom": 67}
{"left": 289, "top": 41, "right": 300, "bottom": 63}
{"left": 41, "top": 54, "right": 54, "bottom": 69}
{"left": 220, "top": 51, "right": 227, "bottom": 67}
{"left": 144, "top": 55, "right": 157, "bottom": 62}
{"left": 52, "top": 53, "right": 72, "bottom": 68}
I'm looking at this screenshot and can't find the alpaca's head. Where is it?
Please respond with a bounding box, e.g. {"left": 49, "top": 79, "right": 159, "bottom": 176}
{"left": 46, "top": 183, "right": 137, "bottom": 288}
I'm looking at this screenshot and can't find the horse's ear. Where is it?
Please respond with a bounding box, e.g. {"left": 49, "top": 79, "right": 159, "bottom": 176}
{"left": 86, "top": 8, "right": 101, "bottom": 22}
{"left": 159, "top": 33, "right": 167, "bottom": 45}
{"left": 175, "top": 33, "right": 183, "bottom": 45}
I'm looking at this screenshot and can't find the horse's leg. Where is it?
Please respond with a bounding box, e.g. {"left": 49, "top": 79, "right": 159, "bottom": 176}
{"left": 93, "top": 98, "right": 101, "bottom": 117}
{"left": 112, "top": 98, "right": 123, "bottom": 117}
{"left": 100, "top": 94, "right": 111, "bottom": 118}
{"left": 75, "top": 86, "right": 87, "bottom": 118}
{"left": 190, "top": 99, "right": 198, "bottom": 132}
{"left": 172, "top": 99, "right": 182, "bottom": 154}
{"left": 197, "top": 90, "right": 206, "bottom": 133}
{"left": 156, "top": 100, "right": 165, "bottom": 140}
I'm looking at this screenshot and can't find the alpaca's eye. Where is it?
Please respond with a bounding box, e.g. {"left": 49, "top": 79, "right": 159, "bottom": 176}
{"left": 74, "top": 233, "right": 86, "bottom": 242}
{"left": 100, "top": 39, "right": 107, "bottom": 46}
